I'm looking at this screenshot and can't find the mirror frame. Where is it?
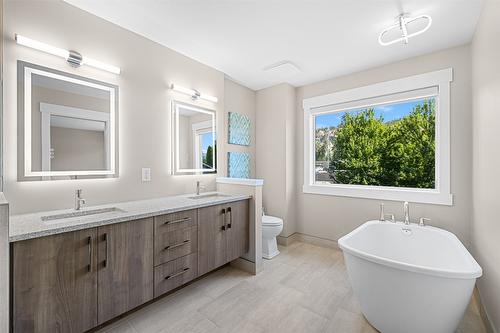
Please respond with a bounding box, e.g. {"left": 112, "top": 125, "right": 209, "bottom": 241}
{"left": 171, "top": 100, "right": 217, "bottom": 175}
{"left": 18, "top": 61, "right": 119, "bottom": 181}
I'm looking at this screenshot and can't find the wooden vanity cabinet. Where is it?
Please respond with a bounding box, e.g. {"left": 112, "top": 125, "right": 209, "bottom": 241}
{"left": 198, "top": 199, "right": 250, "bottom": 276}
{"left": 226, "top": 199, "right": 250, "bottom": 262}
{"left": 11, "top": 229, "right": 98, "bottom": 333}
{"left": 198, "top": 204, "right": 228, "bottom": 276}
{"left": 97, "top": 217, "right": 154, "bottom": 324}
{"left": 11, "top": 199, "right": 249, "bottom": 333}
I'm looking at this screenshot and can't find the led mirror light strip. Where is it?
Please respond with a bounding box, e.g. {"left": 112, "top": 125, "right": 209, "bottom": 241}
{"left": 170, "top": 83, "right": 218, "bottom": 103}
{"left": 378, "top": 14, "right": 432, "bottom": 46}
{"left": 15, "top": 34, "right": 121, "bottom": 74}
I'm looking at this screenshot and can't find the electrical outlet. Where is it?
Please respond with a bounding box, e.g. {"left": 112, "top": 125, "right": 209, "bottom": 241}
{"left": 142, "top": 168, "right": 151, "bottom": 182}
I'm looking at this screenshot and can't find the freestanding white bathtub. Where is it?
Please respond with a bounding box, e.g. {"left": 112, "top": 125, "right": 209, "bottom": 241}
{"left": 338, "top": 220, "right": 482, "bottom": 333}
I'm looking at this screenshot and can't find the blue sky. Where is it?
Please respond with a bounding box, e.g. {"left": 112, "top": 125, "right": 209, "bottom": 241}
{"left": 315, "top": 99, "right": 430, "bottom": 129}
{"left": 201, "top": 132, "right": 214, "bottom": 152}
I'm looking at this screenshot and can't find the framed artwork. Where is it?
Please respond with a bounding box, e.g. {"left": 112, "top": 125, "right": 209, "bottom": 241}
{"left": 228, "top": 112, "right": 250, "bottom": 146}
{"left": 227, "top": 152, "right": 250, "bottom": 178}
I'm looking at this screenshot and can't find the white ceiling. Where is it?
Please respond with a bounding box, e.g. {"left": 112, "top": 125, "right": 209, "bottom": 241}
{"left": 64, "top": 0, "right": 483, "bottom": 90}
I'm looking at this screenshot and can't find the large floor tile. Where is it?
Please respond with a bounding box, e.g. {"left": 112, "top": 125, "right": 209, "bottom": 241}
{"left": 322, "top": 308, "right": 378, "bottom": 333}
{"left": 96, "top": 241, "right": 486, "bottom": 333}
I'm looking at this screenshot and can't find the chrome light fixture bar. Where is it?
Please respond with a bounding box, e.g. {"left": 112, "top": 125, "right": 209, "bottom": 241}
{"left": 15, "top": 34, "right": 121, "bottom": 74}
{"left": 378, "top": 14, "right": 432, "bottom": 46}
{"left": 170, "top": 83, "right": 218, "bottom": 103}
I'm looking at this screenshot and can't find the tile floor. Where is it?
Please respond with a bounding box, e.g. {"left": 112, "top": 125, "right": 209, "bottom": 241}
{"left": 97, "top": 242, "right": 486, "bottom": 333}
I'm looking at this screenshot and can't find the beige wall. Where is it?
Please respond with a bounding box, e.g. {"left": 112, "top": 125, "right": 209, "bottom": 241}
{"left": 29, "top": 85, "right": 109, "bottom": 172}
{"left": 4, "top": 1, "right": 226, "bottom": 214}
{"left": 178, "top": 115, "right": 192, "bottom": 169}
{"left": 256, "top": 83, "right": 296, "bottom": 236}
{"left": 295, "top": 45, "right": 473, "bottom": 245}
{"left": 224, "top": 78, "right": 256, "bottom": 177}
{"left": 472, "top": 1, "right": 500, "bottom": 331}
{"left": 51, "top": 127, "right": 105, "bottom": 171}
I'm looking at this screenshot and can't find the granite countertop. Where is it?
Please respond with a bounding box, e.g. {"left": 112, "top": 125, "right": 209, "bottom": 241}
{"left": 9, "top": 192, "right": 251, "bottom": 242}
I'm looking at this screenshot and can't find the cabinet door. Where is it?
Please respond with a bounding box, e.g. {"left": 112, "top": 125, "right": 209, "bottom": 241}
{"left": 97, "top": 218, "right": 154, "bottom": 324}
{"left": 226, "top": 199, "right": 250, "bottom": 262}
{"left": 12, "top": 229, "right": 98, "bottom": 333}
{"left": 198, "top": 204, "right": 227, "bottom": 276}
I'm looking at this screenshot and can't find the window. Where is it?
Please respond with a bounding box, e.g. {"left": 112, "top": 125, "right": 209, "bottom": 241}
{"left": 303, "top": 69, "right": 453, "bottom": 205}
{"left": 194, "top": 130, "right": 215, "bottom": 169}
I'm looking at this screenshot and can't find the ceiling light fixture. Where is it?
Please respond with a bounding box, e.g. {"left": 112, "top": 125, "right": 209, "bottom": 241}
{"left": 378, "top": 14, "right": 432, "bottom": 46}
{"left": 15, "top": 34, "right": 121, "bottom": 74}
{"left": 170, "top": 84, "right": 218, "bottom": 103}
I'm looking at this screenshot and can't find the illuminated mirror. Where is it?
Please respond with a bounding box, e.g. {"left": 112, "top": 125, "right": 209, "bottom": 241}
{"left": 172, "top": 101, "right": 216, "bottom": 175}
{"left": 18, "top": 61, "right": 118, "bottom": 181}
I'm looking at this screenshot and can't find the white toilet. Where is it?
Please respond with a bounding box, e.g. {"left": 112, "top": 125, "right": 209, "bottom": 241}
{"left": 262, "top": 214, "right": 284, "bottom": 259}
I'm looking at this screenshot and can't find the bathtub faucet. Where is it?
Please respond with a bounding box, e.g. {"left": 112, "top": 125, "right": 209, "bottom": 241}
{"left": 403, "top": 201, "right": 410, "bottom": 225}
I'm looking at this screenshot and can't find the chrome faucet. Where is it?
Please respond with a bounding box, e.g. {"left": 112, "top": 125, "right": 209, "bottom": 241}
{"left": 403, "top": 201, "right": 410, "bottom": 225}
{"left": 419, "top": 217, "right": 431, "bottom": 227}
{"left": 379, "top": 203, "right": 385, "bottom": 221}
{"left": 380, "top": 203, "right": 395, "bottom": 223}
{"left": 75, "top": 189, "right": 86, "bottom": 210}
{"left": 196, "top": 181, "right": 205, "bottom": 195}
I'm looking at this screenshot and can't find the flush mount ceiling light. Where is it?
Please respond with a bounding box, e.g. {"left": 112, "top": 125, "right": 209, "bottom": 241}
{"left": 378, "top": 14, "right": 432, "bottom": 46}
{"left": 170, "top": 83, "right": 218, "bottom": 103}
{"left": 15, "top": 34, "right": 121, "bottom": 74}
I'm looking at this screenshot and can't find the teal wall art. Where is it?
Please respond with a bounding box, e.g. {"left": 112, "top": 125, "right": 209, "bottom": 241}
{"left": 228, "top": 112, "right": 251, "bottom": 146}
{"left": 227, "top": 152, "right": 250, "bottom": 178}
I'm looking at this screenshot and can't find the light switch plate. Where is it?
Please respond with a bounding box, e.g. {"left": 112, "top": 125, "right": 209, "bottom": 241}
{"left": 142, "top": 168, "right": 151, "bottom": 182}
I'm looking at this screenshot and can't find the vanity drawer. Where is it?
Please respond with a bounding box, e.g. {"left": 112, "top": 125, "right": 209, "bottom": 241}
{"left": 154, "top": 209, "right": 197, "bottom": 232}
{"left": 154, "top": 253, "right": 198, "bottom": 297}
{"left": 155, "top": 226, "right": 198, "bottom": 266}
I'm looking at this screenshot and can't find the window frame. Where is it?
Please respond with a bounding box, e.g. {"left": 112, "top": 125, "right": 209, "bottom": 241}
{"left": 191, "top": 120, "right": 214, "bottom": 169}
{"left": 302, "top": 68, "right": 453, "bottom": 205}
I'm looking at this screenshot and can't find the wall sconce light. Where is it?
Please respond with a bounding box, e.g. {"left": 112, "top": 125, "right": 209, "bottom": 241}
{"left": 170, "top": 83, "right": 218, "bottom": 103}
{"left": 378, "top": 14, "right": 432, "bottom": 46}
{"left": 15, "top": 34, "right": 121, "bottom": 74}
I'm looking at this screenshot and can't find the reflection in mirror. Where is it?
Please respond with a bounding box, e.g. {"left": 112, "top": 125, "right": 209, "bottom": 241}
{"left": 18, "top": 61, "right": 118, "bottom": 181}
{"left": 172, "top": 101, "right": 216, "bottom": 174}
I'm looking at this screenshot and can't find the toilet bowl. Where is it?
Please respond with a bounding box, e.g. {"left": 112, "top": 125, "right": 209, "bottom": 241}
{"left": 262, "top": 215, "right": 283, "bottom": 259}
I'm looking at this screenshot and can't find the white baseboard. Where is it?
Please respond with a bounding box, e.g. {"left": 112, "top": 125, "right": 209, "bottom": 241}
{"left": 277, "top": 233, "right": 299, "bottom": 246}
{"left": 278, "top": 232, "right": 339, "bottom": 249}
{"left": 230, "top": 257, "right": 261, "bottom": 275}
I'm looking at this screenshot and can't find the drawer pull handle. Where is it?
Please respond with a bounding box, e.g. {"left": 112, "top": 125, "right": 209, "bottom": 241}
{"left": 164, "top": 217, "right": 191, "bottom": 225}
{"left": 164, "top": 239, "right": 190, "bottom": 251}
{"left": 103, "top": 233, "right": 109, "bottom": 268}
{"left": 165, "top": 267, "right": 190, "bottom": 280}
{"left": 221, "top": 208, "right": 226, "bottom": 230}
{"left": 227, "top": 207, "right": 232, "bottom": 229}
{"left": 87, "top": 236, "right": 92, "bottom": 273}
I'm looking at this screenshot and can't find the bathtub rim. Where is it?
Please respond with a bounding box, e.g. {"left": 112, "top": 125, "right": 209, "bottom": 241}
{"left": 338, "top": 220, "right": 482, "bottom": 280}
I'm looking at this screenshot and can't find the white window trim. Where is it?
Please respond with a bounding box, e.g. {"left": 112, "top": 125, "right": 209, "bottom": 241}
{"left": 302, "top": 68, "right": 453, "bottom": 206}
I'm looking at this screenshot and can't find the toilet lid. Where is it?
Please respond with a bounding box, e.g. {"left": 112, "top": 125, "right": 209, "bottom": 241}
{"left": 262, "top": 215, "right": 283, "bottom": 226}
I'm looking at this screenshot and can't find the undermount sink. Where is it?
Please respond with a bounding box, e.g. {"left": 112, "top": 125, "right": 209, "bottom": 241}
{"left": 187, "top": 193, "right": 230, "bottom": 200}
{"left": 41, "top": 207, "right": 124, "bottom": 222}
